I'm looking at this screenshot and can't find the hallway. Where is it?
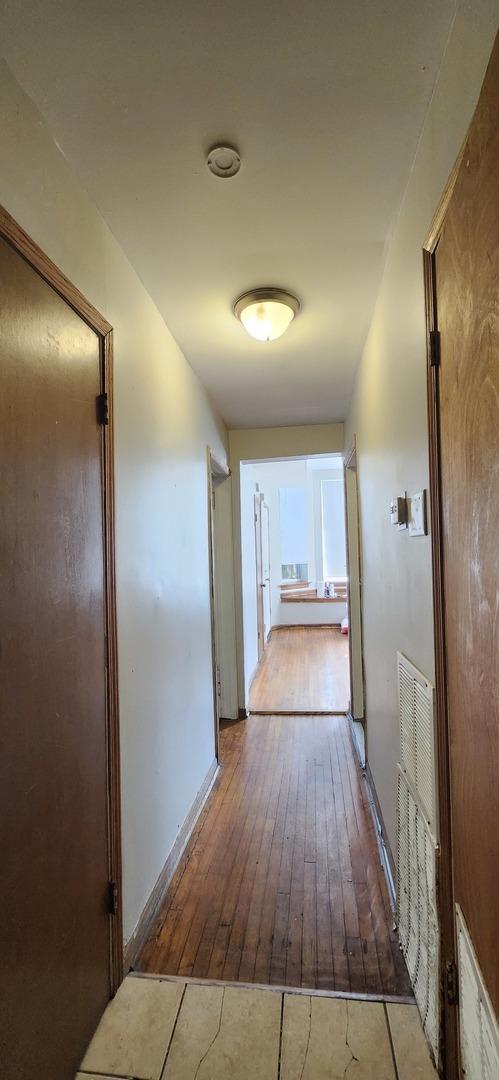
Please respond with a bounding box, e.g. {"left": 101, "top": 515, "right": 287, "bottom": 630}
{"left": 136, "top": 715, "right": 411, "bottom": 997}
{"left": 78, "top": 973, "right": 437, "bottom": 1080}
{"left": 249, "top": 627, "right": 350, "bottom": 714}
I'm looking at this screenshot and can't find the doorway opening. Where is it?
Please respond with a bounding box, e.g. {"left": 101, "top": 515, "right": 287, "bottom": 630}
{"left": 239, "top": 453, "right": 350, "bottom": 715}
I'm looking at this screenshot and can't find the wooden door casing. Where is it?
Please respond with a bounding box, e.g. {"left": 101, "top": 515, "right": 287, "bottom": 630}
{"left": 0, "top": 208, "right": 121, "bottom": 1080}
{"left": 424, "top": 32, "right": 499, "bottom": 1077}
{"left": 344, "top": 440, "right": 365, "bottom": 723}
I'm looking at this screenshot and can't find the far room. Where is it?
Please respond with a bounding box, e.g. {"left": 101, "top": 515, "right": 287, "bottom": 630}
{"left": 239, "top": 454, "right": 351, "bottom": 715}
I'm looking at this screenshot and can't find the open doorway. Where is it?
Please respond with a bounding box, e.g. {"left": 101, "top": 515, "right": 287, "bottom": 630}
{"left": 239, "top": 454, "right": 350, "bottom": 714}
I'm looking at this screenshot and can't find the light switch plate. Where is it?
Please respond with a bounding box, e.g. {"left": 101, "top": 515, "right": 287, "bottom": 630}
{"left": 408, "top": 490, "right": 427, "bottom": 536}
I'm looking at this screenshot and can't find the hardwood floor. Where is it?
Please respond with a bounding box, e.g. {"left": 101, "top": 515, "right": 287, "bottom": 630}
{"left": 136, "top": 714, "right": 412, "bottom": 998}
{"left": 249, "top": 626, "right": 349, "bottom": 713}
{"left": 79, "top": 974, "right": 437, "bottom": 1080}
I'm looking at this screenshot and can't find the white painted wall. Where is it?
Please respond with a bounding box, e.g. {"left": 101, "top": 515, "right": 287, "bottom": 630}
{"left": 0, "top": 60, "right": 229, "bottom": 943}
{"left": 344, "top": 4, "right": 498, "bottom": 857}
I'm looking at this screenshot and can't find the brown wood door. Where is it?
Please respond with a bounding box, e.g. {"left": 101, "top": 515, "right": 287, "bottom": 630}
{"left": 429, "top": 34, "right": 499, "bottom": 1060}
{"left": 0, "top": 233, "right": 114, "bottom": 1079}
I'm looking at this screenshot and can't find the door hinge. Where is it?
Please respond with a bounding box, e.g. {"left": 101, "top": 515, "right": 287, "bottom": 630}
{"left": 97, "top": 392, "right": 109, "bottom": 425}
{"left": 107, "top": 879, "right": 119, "bottom": 916}
{"left": 429, "top": 329, "right": 441, "bottom": 367}
{"left": 445, "top": 959, "right": 459, "bottom": 1005}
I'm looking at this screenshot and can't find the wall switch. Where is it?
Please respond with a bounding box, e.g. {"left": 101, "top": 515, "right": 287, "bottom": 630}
{"left": 390, "top": 495, "right": 407, "bottom": 527}
{"left": 408, "top": 490, "right": 427, "bottom": 536}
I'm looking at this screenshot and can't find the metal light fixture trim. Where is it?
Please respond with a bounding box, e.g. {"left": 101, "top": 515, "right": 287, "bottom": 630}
{"left": 233, "top": 287, "right": 301, "bottom": 342}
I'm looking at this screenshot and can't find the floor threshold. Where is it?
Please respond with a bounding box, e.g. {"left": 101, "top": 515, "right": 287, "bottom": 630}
{"left": 249, "top": 709, "right": 347, "bottom": 716}
{"left": 128, "top": 970, "right": 415, "bottom": 1005}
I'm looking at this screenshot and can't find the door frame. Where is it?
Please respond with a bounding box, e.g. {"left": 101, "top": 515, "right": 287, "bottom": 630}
{"left": 422, "top": 146, "right": 466, "bottom": 1079}
{"left": 207, "top": 450, "right": 220, "bottom": 759}
{"left": 343, "top": 437, "right": 365, "bottom": 733}
{"left": 0, "top": 204, "right": 123, "bottom": 991}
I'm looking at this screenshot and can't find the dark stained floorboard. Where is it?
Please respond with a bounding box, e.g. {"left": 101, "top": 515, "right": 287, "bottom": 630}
{"left": 136, "top": 714, "right": 412, "bottom": 997}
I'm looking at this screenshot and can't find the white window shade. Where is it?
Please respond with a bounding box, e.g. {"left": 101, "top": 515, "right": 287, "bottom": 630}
{"left": 321, "top": 479, "right": 346, "bottom": 579}
{"left": 279, "top": 487, "right": 308, "bottom": 565}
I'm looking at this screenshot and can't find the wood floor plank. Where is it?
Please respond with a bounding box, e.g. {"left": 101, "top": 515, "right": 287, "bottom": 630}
{"left": 136, "top": 715, "right": 412, "bottom": 998}
{"left": 79, "top": 976, "right": 184, "bottom": 1080}
{"left": 386, "top": 1004, "right": 438, "bottom": 1079}
{"left": 162, "top": 984, "right": 281, "bottom": 1080}
{"left": 249, "top": 627, "right": 349, "bottom": 713}
{"left": 280, "top": 994, "right": 397, "bottom": 1079}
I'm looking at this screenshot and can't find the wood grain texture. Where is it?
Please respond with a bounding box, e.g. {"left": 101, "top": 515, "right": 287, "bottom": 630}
{"left": 163, "top": 983, "right": 281, "bottom": 1080}
{"left": 280, "top": 994, "right": 396, "bottom": 1079}
{"left": 80, "top": 976, "right": 433, "bottom": 1080}
{"left": 386, "top": 1004, "right": 438, "bottom": 1079}
{"left": 0, "top": 226, "right": 121, "bottom": 1080}
{"left": 249, "top": 627, "right": 349, "bottom": 713}
{"left": 80, "top": 975, "right": 184, "bottom": 1079}
{"left": 434, "top": 34, "right": 499, "bottom": 1016}
{"left": 0, "top": 203, "right": 111, "bottom": 335}
{"left": 135, "top": 715, "right": 411, "bottom": 997}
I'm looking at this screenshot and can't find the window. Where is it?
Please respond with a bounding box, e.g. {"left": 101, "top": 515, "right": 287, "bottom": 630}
{"left": 279, "top": 486, "right": 308, "bottom": 581}
{"left": 321, "top": 479, "right": 347, "bottom": 579}
{"left": 281, "top": 562, "right": 308, "bottom": 581}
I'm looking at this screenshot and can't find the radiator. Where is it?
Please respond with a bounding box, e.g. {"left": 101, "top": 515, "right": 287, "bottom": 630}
{"left": 456, "top": 905, "right": 499, "bottom": 1079}
{"left": 396, "top": 653, "right": 439, "bottom": 1061}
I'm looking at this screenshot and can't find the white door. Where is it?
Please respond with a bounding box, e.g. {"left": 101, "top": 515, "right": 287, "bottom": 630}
{"left": 261, "top": 501, "right": 271, "bottom": 641}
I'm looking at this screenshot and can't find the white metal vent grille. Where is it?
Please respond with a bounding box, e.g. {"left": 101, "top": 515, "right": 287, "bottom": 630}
{"left": 397, "top": 768, "right": 440, "bottom": 1062}
{"left": 397, "top": 652, "right": 436, "bottom": 838}
{"left": 456, "top": 905, "right": 499, "bottom": 1080}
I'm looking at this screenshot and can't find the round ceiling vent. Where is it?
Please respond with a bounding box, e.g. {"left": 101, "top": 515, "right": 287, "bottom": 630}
{"left": 207, "top": 144, "right": 241, "bottom": 179}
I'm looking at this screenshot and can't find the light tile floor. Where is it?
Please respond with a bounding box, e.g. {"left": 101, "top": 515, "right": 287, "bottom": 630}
{"left": 77, "top": 974, "right": 438, "bottom": 1080}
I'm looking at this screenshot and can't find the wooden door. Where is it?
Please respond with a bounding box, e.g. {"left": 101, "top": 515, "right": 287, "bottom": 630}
{"left": 425, "top": 35, "right": 499, "bottom": 1074}
{"left": 0, "top": 217, "right": 120, "bottom": 1080}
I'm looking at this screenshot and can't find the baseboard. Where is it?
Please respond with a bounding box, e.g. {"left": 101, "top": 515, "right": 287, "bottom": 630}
{"left": 363, "top": 760, "right": 397, "bottom": 911}
{"left": 347, "top": 711, "right": 366, "bottom": 768}
{"left": 123, "top": 757, "right": 219, "bottom": 972}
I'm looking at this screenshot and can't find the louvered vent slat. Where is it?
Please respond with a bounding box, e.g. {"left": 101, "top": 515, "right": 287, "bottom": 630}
{"left": 397, "top": 766, "right": 439, "bottom": 1063}
{"left": 397, "top": 653, "right": 436, "bottom": 838}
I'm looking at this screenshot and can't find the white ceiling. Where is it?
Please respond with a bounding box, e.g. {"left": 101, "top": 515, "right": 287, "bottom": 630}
{"left": 0, "top": 1, "right": 455, "bottom": 428}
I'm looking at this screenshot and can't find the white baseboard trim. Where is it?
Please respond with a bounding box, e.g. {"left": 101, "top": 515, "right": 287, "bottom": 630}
{"left": 123, "top": 757, "right": 219, "bottom": 972}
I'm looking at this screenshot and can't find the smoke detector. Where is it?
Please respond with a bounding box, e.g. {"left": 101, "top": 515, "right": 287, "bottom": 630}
{"left": 207, "top": 144, "right": 241, "bottom": 179}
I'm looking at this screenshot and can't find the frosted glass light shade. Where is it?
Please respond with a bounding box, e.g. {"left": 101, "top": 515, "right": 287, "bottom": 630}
{"left": 234, "top": 288, "right": 300, "bottom": 342}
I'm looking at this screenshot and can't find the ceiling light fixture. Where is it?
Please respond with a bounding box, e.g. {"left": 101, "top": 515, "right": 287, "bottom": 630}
{"left": 233, "top": 287, "right": 300, "bottom": 342}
